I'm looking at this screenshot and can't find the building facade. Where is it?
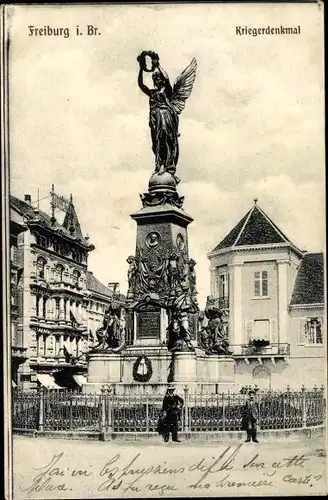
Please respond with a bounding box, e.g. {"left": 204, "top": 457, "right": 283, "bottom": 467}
{"left": 10, "top": 208, "right": 28, "bottom": 387}
{"left": 208, "top": 201, "right": 325, "bottom": 389}
{"left": 85, "top": 273, "right": 120, "bottom": 346}
{"left": 10, "top": 193, "right": 97, "bottom": 390}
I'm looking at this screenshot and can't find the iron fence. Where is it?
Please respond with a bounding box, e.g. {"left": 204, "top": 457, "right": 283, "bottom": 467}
{"left": 12, "top": 386, "right": 325, "bottom": 434}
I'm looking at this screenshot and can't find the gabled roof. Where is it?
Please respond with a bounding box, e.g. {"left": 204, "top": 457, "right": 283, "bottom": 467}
{"left": 210, "top": 202, "right": 301, "bottom": 254}
{"left": 10, "top": 195, "right": 91, "bottom": 248}
{"left": 290, "top": 253, "right": 324, "bottom": 305}
{"left": 63, "top": 200, "right": 83, "bottom": 239}
{"left": 86, "top": 271, "right": 112, "bottom": 298}
{"left": 86, "top": 271, "right": 125, "bottom": 302}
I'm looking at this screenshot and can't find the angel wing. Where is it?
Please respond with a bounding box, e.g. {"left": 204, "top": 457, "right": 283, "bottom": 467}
{"left": 171, "top": 58, "right": 197, "bottom": 115}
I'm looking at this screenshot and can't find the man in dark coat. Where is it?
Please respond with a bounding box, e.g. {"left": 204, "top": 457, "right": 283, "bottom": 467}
{"left": 241, "top": 390, "right": 259, "bottom": 443}
{"left": 161, "top": 386, "right": 184, "bottom": 442}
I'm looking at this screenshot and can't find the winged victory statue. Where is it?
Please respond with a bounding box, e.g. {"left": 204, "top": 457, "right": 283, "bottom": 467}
{"left": 137, "top": 51, "right": 197, "bottom": 183}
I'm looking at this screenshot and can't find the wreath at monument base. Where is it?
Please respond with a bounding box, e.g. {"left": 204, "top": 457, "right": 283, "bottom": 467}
{"left": 132, "top": 355, "right": 153, "bottom": 383}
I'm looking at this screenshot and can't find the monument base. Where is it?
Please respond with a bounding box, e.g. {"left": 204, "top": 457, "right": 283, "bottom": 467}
{"left": 88, "top": 352, "right": 122, "bottom": 383}
{"left": 84, "top": 347, "right": 235, "bottom": 395}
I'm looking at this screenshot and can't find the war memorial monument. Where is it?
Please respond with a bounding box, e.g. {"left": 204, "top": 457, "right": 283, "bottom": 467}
{"left": 85, "top": 52, "right": 234, "bottom": 394}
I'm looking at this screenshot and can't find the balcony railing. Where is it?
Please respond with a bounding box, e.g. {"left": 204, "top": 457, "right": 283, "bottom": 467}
{"left": 11, "top": 346, "right": 28, "bottom": 360}
{"left": 231, "top": 343, "right": 290, "bottom": 356}
{"left": 211, "top": 297, "right": 229, "bottom": 309}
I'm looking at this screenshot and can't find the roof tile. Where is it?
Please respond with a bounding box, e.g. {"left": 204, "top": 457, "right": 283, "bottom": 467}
{"left": 210, "top": 204, "right": 296, "bottom": 252}
{"left": 290, "top": 253, "right": 324, "bottom": 305}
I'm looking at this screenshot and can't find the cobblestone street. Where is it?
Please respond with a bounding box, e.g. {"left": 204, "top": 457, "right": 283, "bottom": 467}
{"left": 12, "top": 434, "right": 327, "bottom": 498}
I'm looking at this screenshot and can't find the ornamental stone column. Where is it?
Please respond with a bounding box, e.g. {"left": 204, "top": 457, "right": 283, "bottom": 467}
{"left": 65, "top": 298, "right": 70, "bottom": 321}
{"left": 37, "top": 334, "right": 43, "bottom": 356}
{"left": 72, "top": 336, "right": 77, "bottom": 356}
{"left": 230, "top": 263, "right": 243, "bottom": 354}
{"left": 277, "top": 260, "right": 289, "bottom": 345}
{"left": 59, "top": 334, "right": 64, "bottom": 355}
{"left": 78, "top": 302, "right": 83, "bottom": 323}
{"left": 72, "top": 300, "right": 77, "bottom": 319}
{"left": 59, "top": 297, "right": 65, "bottom": 320}
{"left": 38, "top": 295, "right": 44, "bottom": 318}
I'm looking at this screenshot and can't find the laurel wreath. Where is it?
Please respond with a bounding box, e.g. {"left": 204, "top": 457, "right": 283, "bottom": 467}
{"left": 137, "top": 51, "right": 159, "bottom": 72}
{"left": 132, "top": 355, "right": 153, "bottom": 383}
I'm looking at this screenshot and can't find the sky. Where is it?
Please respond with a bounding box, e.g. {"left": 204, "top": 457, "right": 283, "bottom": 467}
{"left": 8, "top": 3, "right": 325, "bottom": 307}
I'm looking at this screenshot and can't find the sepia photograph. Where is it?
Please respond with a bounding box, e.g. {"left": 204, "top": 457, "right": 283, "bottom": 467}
{"left": 2, "top": 1, "right": 326, "bottom": 498}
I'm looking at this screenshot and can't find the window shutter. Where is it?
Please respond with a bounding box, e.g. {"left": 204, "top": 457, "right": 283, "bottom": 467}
{"left": 244, "top": 320, "right": 253, "bottom": 342}
{"left": 297, "top": 318, "right": 306, "bottom": 345}
{"left": 270, "top": 319, "right": 278, "bottom": 344}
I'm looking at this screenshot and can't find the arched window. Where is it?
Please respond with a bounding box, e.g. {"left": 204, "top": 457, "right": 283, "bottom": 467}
{"left": 36, "top": 257, "right": 47, "bottom": 279}
{"left": 72, "top": 270, "right": 81, "bottom": 287}
{"left": 56, "top": 264, "right": 64, "bottom": 282}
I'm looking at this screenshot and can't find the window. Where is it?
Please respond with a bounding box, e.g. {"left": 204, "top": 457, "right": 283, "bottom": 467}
{"left": 36, "top": 257, "right": 47, "bottom": 279}
{"left": 245, "top": 319, "right": 272, "bottom": 343}
{"left": 252, "top": 319, "right": 270, "bottom": 341}
{"left": 306, "top": 317, "right": 323, "bottom": 345}
{"left": 43, "top": 297, "right": 47, "bottom": 318}
{"left": 55, "top": 298, "right": 60, "bottom": 319}
{"left": 55, "top": 264, "right": 64, "bottom": 282}
{"left": 72, "top": 249, "right": 81, "bottom": 263}
{"left": 72, "top": 270, "right": 80, "bottom": 287}
{"left": 11, "top": 244, "right": 18, "bottom": 265}
{"left": 254, "top": 271, "right": 268, "bottom": 297}
{"left": 219, "top": 274, "right": 229, "bottom": 298}
{"left": 39, "top": 235, "right": 48, "bottom": 248}
{"left": 215, "top": 268, "right": 229, "bottom": 296}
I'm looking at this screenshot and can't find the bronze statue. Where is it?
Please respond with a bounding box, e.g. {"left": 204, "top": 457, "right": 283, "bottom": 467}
{"left": 94, "top": 301, "right": 126, "bottom": 352}
{"left": 127, "top": 255, "right": 137, "bottom": 291}
{"left": 167, "top": 282, "right": 194, "bottom": 352}
{"left": 167, "top": 252, "right": 179, "bottom": 291}
{"left": 137, "top": 51, "right": 197, "bottom": 181}
{"left": 188, "top": 258, "right": 197, "bottom": 295}
{"left": 199, "top": 296, "right": 231, "bottom": 355}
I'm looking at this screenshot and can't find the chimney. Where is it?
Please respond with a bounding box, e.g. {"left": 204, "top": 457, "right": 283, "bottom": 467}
{"left": 24, "top": 194, "right": 31, "bottom": 204}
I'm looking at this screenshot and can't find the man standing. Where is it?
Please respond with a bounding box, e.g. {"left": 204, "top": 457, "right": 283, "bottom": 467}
{"left": 241, "top": 390, "right": 259, "bottom": 443}
{"left": 161, "top": 385, "right": 184, "bottom": 442}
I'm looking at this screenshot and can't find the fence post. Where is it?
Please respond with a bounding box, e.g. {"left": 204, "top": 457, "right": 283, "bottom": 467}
{"left": 38, "top": 387, "right": 44, "bottom": 432}
{"left": 320, "top": 385, "right": 325, "bottom": 425}
{"left": 183, "top": 385, "right": 189, "bottom": 433}
{"left": 100, "top": 387, "right": 106, "bottom": 437}
{"left": 301, "top": 385, "right": 307, "bottom": 428}
{"left": 106, "top": 387, "right": 113, "bottom": 435}
{"left": 145, "top": 396, "right": 149, "bottom": 433}
{"left": 222, "top": 393, "right": 225, "bottom": 431}
{"left": 69, "top": 391, "right": 73, "bottom": 431}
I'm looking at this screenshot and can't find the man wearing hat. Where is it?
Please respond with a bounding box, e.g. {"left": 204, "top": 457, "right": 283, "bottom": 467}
{"left": 161, "top": 385, "right": 184, "bottom": 442}
{"left": 241, "top": 390, "right": 259, "bottom": 443}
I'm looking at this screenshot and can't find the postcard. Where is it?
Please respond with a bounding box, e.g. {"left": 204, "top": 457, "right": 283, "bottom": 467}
{"left": 2, "top": 2, "right": 326, "bottom": 499}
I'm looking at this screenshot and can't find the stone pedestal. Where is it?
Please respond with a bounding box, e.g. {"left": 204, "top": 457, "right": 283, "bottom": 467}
{"left": 88, "top": 352, "right": 121, "bottom": 383}
{"left": 172, "top": 351, "right": 198, "bottom": 383}
{"left": 196, "top": 353, "right": 235, "bottom": 385}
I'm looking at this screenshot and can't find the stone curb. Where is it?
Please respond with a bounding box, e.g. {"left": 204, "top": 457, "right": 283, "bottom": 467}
{"left": 13, "top": 425, "right": 324, "bottom": 442}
